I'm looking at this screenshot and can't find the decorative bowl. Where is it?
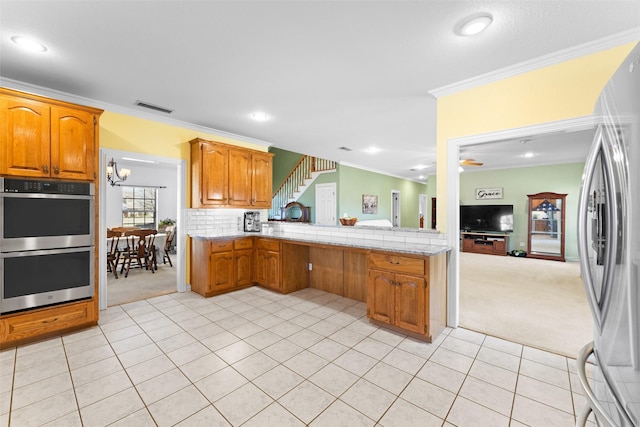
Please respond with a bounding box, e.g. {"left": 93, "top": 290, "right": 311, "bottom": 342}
{"left": 339, "top": 217, "right": 357, "bottom": 226}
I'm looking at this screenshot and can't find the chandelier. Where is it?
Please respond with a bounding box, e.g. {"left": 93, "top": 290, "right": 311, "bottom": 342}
{"left": 106, "top": 158, "right": 131, "bottom": 186}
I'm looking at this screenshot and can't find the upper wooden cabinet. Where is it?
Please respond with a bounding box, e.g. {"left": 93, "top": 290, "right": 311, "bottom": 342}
{"left": 0, "top": 88, "right": 102, "bottom": 180}
{"left": 190, "top": 138, "right": 273, "bottom": 209}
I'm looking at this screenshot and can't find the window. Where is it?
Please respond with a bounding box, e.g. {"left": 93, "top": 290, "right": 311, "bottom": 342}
{"left": 122, "top": 186, "right": 157, "bottom": 229}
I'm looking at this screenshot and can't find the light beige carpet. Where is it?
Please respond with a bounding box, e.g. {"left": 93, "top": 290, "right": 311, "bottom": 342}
{"left": 107, "top": 262, "right": 177, "bottom": 307}
{"left": 459, "top": 251, "right": 593, "bottom": 358}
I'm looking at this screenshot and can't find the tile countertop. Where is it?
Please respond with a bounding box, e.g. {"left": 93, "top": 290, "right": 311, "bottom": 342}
{"left": 190, "top": 230, "right": 451, "bottom": 257}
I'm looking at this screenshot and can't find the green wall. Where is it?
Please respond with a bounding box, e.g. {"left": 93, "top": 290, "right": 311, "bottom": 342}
{"left": 459, "top": 162, "right": 584, "bottom": 260}
{"left": 271, "top": 149, "right": 428, "bottom": 227}
{"left": 270, "top": 147, "right": 304, "bottom": 193}
{"left": 338, "top": 165, "right": 427, "bottom": 227}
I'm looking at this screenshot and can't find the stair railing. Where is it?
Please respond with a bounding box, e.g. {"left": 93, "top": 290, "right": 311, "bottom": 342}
{"left": 270, "top": 155, "right": 336, "bottom": 219}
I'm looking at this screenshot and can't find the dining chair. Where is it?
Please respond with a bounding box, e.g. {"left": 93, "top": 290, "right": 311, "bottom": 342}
{"left": 106, "top": 229, "right": 121, "bottom": 279}
{"left": 120, "top": 229, "right": 157, "bottom": 277}
{"left": 162, "top": 226, "right": 175, "bottom": 267}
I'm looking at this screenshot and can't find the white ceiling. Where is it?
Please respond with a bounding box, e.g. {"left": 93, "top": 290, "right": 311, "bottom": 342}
{"left": 1, "top": 1, "right": 639, "bottom": 180}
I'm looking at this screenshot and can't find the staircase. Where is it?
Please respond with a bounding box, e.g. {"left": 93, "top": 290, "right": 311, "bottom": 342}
{"left": 270, "top": 156, "right": 337, "bottom": 219}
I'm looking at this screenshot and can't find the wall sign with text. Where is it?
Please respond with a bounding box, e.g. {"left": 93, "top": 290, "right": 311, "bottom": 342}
{"left": 475, "top": 187, "right": 503, "bottom": 200}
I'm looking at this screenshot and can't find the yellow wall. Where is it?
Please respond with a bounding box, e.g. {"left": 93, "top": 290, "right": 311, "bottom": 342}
{"left": 99, "top": 111, "right": 270, "bottom": 284}
{"left": 435, "top": 42, "right": 637, "bottom": 232}
{"left": 100, "top": 111, "right": 270, "bottom": 208}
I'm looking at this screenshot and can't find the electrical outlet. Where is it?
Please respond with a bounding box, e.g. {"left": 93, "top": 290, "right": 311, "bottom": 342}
{"left": 520, "top": 242, "right": 525, "bottom": 247}
{"left": 308, "top": 263, "right": 313, "bottom": 271}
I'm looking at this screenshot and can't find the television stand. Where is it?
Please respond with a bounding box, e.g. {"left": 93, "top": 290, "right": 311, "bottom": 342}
{"left": 461, "top": 232, "right": 509, "bottom": 256}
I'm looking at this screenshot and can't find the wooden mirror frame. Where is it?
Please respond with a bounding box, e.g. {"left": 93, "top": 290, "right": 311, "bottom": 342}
{"left": 527, "top": 192, "right": 567, "bottom": 261}
{"left": 282, "top": 201, "right": 310, "bottom": 223}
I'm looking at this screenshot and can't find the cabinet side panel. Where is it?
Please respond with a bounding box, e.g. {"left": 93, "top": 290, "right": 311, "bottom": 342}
{"left": 428, "top": 253, "right": 447, "bottom": 339}
{"left": 343, "top": 250, "right": 367, "bottom": 302}
{"left": 281, "top": 243, "right": 309, "bottom": 293}
{"left": 309, "top": 246, "right": 343, "bottom": 295}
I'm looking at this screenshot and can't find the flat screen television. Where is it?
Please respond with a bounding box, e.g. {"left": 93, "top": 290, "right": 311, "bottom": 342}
{"left": 460, "top": 204, "right": 514, "bottom": 233}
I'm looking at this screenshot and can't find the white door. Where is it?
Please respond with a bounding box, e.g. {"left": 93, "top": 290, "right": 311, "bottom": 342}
{"left": 315, "top": 183, "right": 337, "bottom": 225}
{"left": 392, "top": 190, "right": 400, "bottom": 227}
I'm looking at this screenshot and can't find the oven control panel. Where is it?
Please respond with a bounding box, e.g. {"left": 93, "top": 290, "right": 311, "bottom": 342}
{"left": 2, "top": 178, "right": 93, "bottom": 195}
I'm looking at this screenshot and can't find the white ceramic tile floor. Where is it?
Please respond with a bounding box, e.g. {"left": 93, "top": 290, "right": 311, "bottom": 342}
{"left": 0, "top": 286, "right": 597, "bottom": 426}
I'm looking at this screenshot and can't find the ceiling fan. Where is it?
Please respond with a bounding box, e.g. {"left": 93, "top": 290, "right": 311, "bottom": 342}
{"left": 459, "top": 158, "right": 484, "bottom": 167}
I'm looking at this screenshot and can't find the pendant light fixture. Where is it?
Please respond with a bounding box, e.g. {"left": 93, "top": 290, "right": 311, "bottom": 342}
{"left": 106, "top": 158, "right": 131, "bottom": 186}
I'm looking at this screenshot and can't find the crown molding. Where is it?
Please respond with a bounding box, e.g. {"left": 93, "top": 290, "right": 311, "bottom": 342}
{"left": 340, "top": 161, "right": 428, "bottom": 184}
{"left": 429, "top": 28, "right": 640, "bottom": 98}
{"left": 0, "top": 77, "right": 274, "bottom": 148}
{"left": 451, "top": 115, "right": 600, "bottom": 147}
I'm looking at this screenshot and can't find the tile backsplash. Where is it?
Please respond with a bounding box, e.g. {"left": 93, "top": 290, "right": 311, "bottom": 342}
{"left": 186, "top": 209, "right": 448, "bottom": 246}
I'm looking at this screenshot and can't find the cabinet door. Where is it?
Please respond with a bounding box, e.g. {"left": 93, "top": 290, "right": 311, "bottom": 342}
{"left": 201, "top": 143, "right": 229, "bottom": 206}
{"left": 235, "top": 249, "right": 253, "bottom": 287}
{"left": 462, "top": 238, "right": 475, "bottom": 251}
{"left": 255, "top": 249, "right": 280, "bottom": 291}
{"left": 209, "top": 251, "right": 234, "bottom": 293}
{"left": 50, "top": 106, "right": 96, "bottom": 180}
{"left": 251, "top": 152, "right": 273, "bottom": 208}
{"left": 228, "top": 149, "right": 252, "bottom": 206}
{"left": 0, "top": 95, "right": 51, "bottom": 177}
{"left": 394, "top": 274, "right": 426, "bottom": 335}
{"left": 367, "top": 269, "right": 395, "bottom": 326}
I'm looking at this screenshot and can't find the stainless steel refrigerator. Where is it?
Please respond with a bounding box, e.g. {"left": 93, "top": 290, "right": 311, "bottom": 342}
{"left": 577, "top": 42, "right": 640, "bottom": 427}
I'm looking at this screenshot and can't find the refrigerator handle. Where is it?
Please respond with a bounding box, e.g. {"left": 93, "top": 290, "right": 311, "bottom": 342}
{"left": 576, "top": 342, "right": 617, "bottom": 427}
{"left": 575, "top": 403, "right": 593, "bottom": 427}
{"left": 577, "top": 125, "right": 604, "bottom": 328}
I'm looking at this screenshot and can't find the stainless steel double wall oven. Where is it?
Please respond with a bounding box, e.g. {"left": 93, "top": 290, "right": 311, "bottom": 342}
{"left": 0, "top": 177, "right": 95, "bottom": 314}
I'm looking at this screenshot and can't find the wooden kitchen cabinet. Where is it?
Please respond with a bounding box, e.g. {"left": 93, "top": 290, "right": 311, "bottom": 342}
{"left": 0, "top": 88, "right": 101, "bottom": 180}
{"left": 367, "top": 251, "right": 446, "bottom": 342}
{"left": 234, "top": 238, "right": 254, "bottom": 287}
{"left": 251, "top": 152, "right": 273, "bottom": 208}
{"left": 254, "top": 238, "right": 280, "bottom": 292}
{"left": 190, "top": 239, "right": 232, "bottom": 297}
{"left": 0, "top": 296, "right": 96, "bottom": 349}
{"left": 190, "top": 138, "right": 273, "bottom": 209}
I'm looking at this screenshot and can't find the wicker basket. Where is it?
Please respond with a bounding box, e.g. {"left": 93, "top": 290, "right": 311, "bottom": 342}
{"left": 339, "top": 217, "right": 357, "bottom": 226}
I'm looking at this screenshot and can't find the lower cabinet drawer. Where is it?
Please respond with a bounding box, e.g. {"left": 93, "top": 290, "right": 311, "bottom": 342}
{"left": 210, "top": 240, "right": 234, "bottom": 252}
{"left": 368, "top": 252, "right": 425, "bottom": 275}
{"left": 0, "top": 300, "right": 96, "bottom": 348}
{"left": 234, "top": 238, "right": 254, "bottom": 250}
{"left": 256, "top": 238, "right": 279, "bottom": 252}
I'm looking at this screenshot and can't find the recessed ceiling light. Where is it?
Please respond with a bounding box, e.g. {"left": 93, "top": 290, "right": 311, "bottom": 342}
{"left": 455, "top": 13, "right": 493, "bottom": 37}
{"left": 250, "top": 112, "right": 269, "bottom": 122}
{"left": 364, "top": 147, "right": 381, "bottom": 154}
{"left": 11, "top": 35, "right": 47, "bottom": 52}
{"left": 524, "top": 152, "right": 534, "bottom": 158}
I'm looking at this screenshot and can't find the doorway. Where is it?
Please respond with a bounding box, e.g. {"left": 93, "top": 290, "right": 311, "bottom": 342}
{"left": 315, "top": 183, "right": 337, "bottom": 225}
{"left": 391, "top": 190, "right": 400, "bottom": 227}
{"left": 418, "top": 194, "right": 427, "bottom": 229}
{"left": 445, "top": 117, "right": 596, "bottom": 357}
{"left": 98, "top": 149, "right": 187, "bottom": 310}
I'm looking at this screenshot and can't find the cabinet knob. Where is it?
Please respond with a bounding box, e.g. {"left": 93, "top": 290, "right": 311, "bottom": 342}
{"left": 53, "top": 165, "right": 59, "bottom": 174}
{"left": 42, "top": 164, "right": 49, "bottom": 174}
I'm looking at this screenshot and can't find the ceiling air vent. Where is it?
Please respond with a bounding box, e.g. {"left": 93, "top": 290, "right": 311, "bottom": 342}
{"left": 338, "top": 146, "right": 352, "bottom": 151}
{"left": 134, "top": 100, "right": 173, "bottom": 114}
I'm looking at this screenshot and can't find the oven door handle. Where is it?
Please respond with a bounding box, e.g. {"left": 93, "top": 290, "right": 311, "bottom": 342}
{"left": 0, "top": 246, "right": 94, "bottom": 257}
{"left": 0, "top": 192, "right": 94, "bottom": 200}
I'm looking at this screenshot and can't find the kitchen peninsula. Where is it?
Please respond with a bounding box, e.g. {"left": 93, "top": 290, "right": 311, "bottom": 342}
{"left": 189, "top": 221, "right": 450, "bottom": 343}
